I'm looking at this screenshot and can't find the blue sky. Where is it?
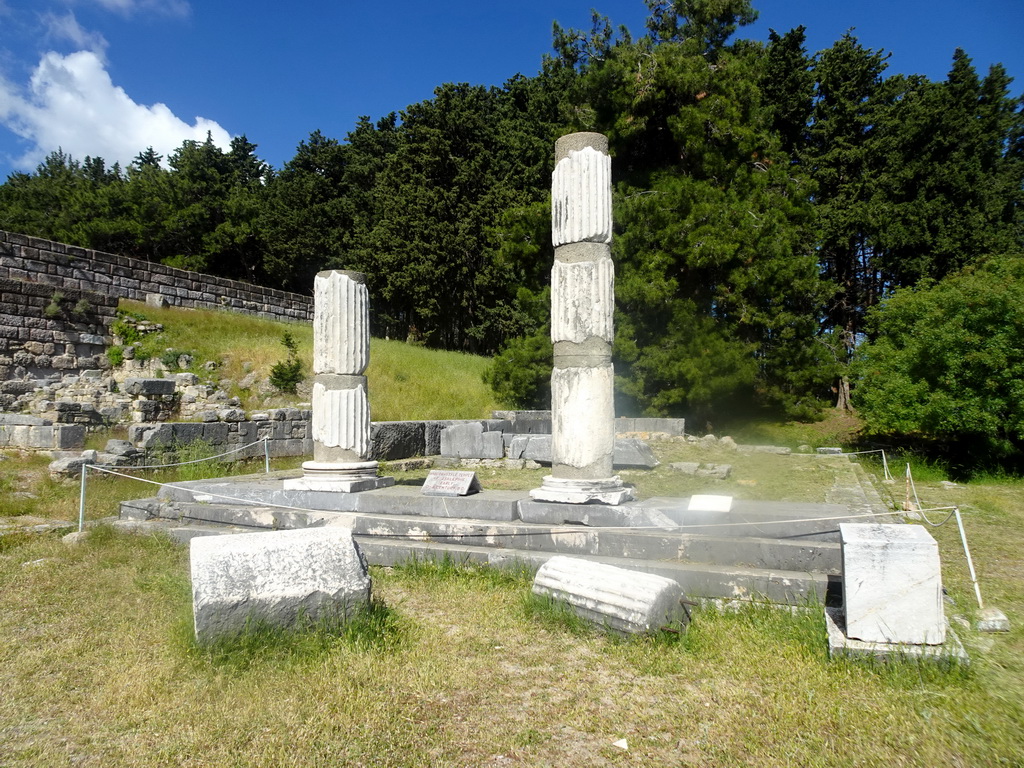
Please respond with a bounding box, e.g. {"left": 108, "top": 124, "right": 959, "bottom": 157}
{"left": 0, "top": 0, "right": 1021, "bottom": 179}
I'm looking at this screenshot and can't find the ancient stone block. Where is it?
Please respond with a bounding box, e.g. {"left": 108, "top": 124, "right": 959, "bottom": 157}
{"left": 123, "top": 377, "right": 176, "bottom": 396}
{"left": 424, "top": 420, "right": 455, "bottom": 456}
{"left": 613, "top": 438, "right": 659, "bottom": 468}
{"left": 190, "top": 527, "right": 371, "bottom": 643}
{"left": 370, "top": 420, "right": 426, "bottom": 461}
{"left": 440, "top": 422, "right": 505, "bottom": 459}
{"left": 841, "top": 523, "right": 945, "bottom": 645}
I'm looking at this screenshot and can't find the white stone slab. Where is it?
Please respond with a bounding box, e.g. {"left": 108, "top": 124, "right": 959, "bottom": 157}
{"left": 529, "top": 475, "right": 634, "bottom": 506}
{"left": 190, "top": 527, "right": 371, "bottom": 643}
{"left": 825, "top": 607, "right": 967, "bottom": 664}
{"left": 688, "top": 495, "right": 733, "bottom": 513}
{"left": 533, "top": 555, "right": 688, "bottom": 634}
{"left": 841, "top": 523, "right": 945, "bottom": 645}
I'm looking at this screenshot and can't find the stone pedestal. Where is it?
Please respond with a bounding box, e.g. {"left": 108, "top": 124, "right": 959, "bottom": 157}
{"left": 840, "top": 523, "right": 946, "bottom": 645}
{"left": 284, "top": 270, "right": 392, "bottom": 493}
{"left": 531, "top": 132, "right": 633, "bottom": 506}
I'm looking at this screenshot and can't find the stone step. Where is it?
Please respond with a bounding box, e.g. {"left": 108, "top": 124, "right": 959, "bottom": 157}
{"left": 126, "top": 498, "right": 842, "bottom": 574}
{"left": 356, "top": 537, "right": 834, "bottom": 604}
{"left": 154, "top": 474, "right": 888, "bottom": 535}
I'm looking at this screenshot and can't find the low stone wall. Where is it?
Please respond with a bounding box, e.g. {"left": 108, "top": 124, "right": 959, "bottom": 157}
{"left": 128, "top": 408, "right": 313, "bottom": 459}
{"left": 615, "top": 417, "right": 685, "bottom": 436}
{"left": 0, "top": 414, "right": 84, "bottom": 450}
{"left": 0, "top": 276, "right": 117, "bottom": 389}
{"left": 0, "top": 229, "right": 312, "bottom": 324}
{"left": 491, "top": 411, "right": 686, "bottom": 438}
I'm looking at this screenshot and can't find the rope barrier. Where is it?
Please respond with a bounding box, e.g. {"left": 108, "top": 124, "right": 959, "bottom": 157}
{"left": 828, "top": 449, "right": 895, "bottom": 482}
{"left": 77, "top": 437, "right": 271, "bottom": 532}
{"left": 900, "top": 461, "right": 985, "bottom": 609}
{"left": 115, "top": 437, "right": 271, "bottom": 470}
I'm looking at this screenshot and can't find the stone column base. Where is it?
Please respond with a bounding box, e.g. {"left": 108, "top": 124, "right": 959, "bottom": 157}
{"left": 283, "top": 460, "right": 395, "bottom": 493}
{"left": 529, "top": 475, "right": 635, "bottom": 506}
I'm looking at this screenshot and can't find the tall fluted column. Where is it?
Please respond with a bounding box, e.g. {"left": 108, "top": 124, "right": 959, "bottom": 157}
{"left": 530, "top": 133, "right": 633, "bottom": 505}
{"left": 284, "top": 270, "right": 393, "bottom": 493}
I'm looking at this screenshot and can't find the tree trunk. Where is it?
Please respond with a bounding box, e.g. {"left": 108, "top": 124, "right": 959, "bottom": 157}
{"left": 835, "top": 375, "right": 852, "bottom": 411}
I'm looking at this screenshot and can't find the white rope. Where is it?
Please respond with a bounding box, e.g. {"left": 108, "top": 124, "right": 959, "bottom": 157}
{"left": 118, "top": 437, "right": 269, "bottom": 470}
{"left": 901, "top": 462, "right": 985, "bottom": 608}
{"left": 827, "top": 449, "right": 895, "bottom": 482}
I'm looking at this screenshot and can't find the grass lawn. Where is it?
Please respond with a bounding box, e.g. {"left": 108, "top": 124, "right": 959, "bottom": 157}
{"left": 2, "top": 430, "right": 1022, "bottom": 767}
{"left": 113, "top": 300, "right": 500, "bottom": 420}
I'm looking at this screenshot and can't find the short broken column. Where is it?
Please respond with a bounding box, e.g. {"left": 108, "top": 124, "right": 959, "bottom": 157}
{"left": 284, "top": 270, "right": 392, "bottom": 492}
{"left": 532, "top": 556, "right": 689, "bottom": 634}
{"left": 530, "top": 132, "right": 633, "bottom": 505}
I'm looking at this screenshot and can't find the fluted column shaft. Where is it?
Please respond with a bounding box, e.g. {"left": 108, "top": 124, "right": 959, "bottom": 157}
{"left": 532, "top": 132, "right": 632, "bottom": 505}
{"left": 310, "top": 270, "right": 371, "bottom": 464}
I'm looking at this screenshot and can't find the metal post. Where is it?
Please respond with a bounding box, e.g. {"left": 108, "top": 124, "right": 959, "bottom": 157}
{"left": 954, "top": 506, "right": 984, "bottom": 609}
{"left": 78, "top": 463, "right": 88, "bottom": 533}
{"left": 264, "top": 437, "right": 270, "bottom": 474}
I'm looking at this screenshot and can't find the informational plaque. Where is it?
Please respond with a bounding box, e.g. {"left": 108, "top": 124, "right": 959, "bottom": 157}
{"left": 421, "top": 470, "right": 482, "bottom": 497}
{"left": 687, "top": 494, "right": 733, "bottom": 513}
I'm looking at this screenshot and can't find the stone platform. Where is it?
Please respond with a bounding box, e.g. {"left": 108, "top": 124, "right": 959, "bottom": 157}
{"left": 117, "top": 465, "right": 898, "bottom": 605}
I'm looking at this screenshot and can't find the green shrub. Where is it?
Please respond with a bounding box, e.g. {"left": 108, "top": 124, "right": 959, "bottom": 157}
{"left": 269, "top": 332, "right": 304, "bottom": 394}
{"left": 106, "top": 345, "right": 125, "bottom": 367}
{"left": 112, "top": 310, "right": 146, "bottom": 345}
{"left": 44, "top": 291, "right": 64, "bottom": 318}
{"left": 160, "top": 348, "right": 193, "bottom": 370}
{"left": 483, "top": 330, "right": 552, "bottom": 409}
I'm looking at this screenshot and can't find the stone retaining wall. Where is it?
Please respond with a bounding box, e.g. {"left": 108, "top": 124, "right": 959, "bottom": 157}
{"left": 0, "top": 276, "right": 117, "bottom": 390}
{"left": 128, "top": 408, "right": 313, "bottom": 459}
{"left": 0, "top": 229, "right": 313, "bottom": 325}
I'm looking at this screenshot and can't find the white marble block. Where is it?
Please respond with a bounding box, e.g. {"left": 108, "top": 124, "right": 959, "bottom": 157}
{"left": 552, "top": 146, "right": 613, "bottom": 246}
{"left": 532, "top": 556, "right": 688, "bottom": 634}
{"left": 550, "top": 257, "right": 615, "bottom": 344}
{"left": 190, "top": 527, "right": 371, "bottom": 643}
{"left": 313, "top": 270, "right": 369, "bottom": 376}
{"left": 841, "top": 523, "right": 946, "bottom": 645}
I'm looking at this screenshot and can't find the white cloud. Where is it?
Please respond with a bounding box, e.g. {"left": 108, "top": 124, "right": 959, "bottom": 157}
{"left": 0, "top": 50, "right": 230, "bottom": 170}
{"left": 43, "top": 12, "right": 108, "bottom": 55}
{"left": 85, "top": 0, "right": 190, "bottom": 17}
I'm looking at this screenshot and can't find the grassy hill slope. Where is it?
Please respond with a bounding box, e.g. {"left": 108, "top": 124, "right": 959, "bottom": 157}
{"left": 114, "top": 300, "right": 500, "bottom": 421}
